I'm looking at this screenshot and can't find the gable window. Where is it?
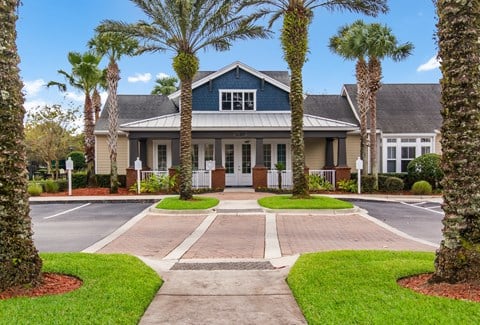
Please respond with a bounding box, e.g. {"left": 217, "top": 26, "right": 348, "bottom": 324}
{"left": 220, "top": 90, "right": 256, "bottom": 111}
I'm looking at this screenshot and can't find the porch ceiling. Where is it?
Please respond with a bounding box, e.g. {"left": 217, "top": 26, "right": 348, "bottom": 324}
{"left": 120, "top": 112, "right": 358, "bottom": 132}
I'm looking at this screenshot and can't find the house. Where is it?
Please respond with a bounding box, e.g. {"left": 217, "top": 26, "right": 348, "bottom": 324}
{"left": 94, "top": 61, "right": 441, "bottom": 189}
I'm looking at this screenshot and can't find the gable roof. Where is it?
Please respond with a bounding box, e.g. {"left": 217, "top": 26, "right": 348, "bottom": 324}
{"left": 168, "top": 61, "right": 291, "bottom": 99}
{"left": 304, "top": 95, "right": 358, "bottom": 126}
{"left": 342, "top": 84, "right": 442, "bottom": 134}
{"left": 119, "top": 111, "right": 357, "bottom": 132}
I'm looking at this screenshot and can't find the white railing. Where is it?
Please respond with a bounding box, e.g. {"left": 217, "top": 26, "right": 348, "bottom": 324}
{"left": 309, "top": 170, "right": 336, "bottom": 190}
{"left": 267, "top": 170, "right": 293, "bottom": 189}
{"left": 141, "top": 170, "right": 212, "bottom": 189}
{"left": 192, "top": 170, "right": 212, "bottom": 189}
{"left": 267, "top": 169, "right": 336, "bottom": 190}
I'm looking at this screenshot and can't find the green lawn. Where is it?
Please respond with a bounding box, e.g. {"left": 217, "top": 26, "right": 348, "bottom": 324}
{"left": 288, "top": 251, "right": 480, "bottom": 324}
{"left": 156, "top": 196, "right": 219, "bottom": 210}
{"left": 258, "top": 195, "right": 353, "bottom": 209}
{"left": 0, "top": 253, "right": 162, "bottom": 324}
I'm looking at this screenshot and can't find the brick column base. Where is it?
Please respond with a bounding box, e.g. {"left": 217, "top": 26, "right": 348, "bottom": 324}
{"left": 212, "top": 168, "right": 225, "bottom": 190}
{"left": 126, "top": 168, "right": 136, "bottom": 189}
{"left": 253, "top": 166, "right": 267, "bottom": 190}
{"left": 335, "top": 166, "right": 351, "bottom": 185}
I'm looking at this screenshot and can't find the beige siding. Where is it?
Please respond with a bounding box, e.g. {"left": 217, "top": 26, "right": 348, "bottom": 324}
{"left": 95, "top": 134, "right": 129, "bottom": 175}
{"left": 435, "top": 134, "right": 442, "bottom": 155}
{"left": 346, "top": 134, "right": 361, "bottom": 168}
{"left": 305, "top": 138, "right": 325, "bottom": 169}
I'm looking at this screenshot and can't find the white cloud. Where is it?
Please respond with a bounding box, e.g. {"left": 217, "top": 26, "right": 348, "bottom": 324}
{"left": 23, "top": 79, "right": 46, "bottom": 97}
{"left": 156, "top": 72, "right": 171, "bottom": 79}
{"left": 100, "top": 91, "right": 108, "bottom": 105}
{"left": 65, "top": 91, "right": 84, "bottom": 102}
{"left": 417, "top": 56, "right": 441, "bottom": 72}
{"left": 24, "top": 99, "right": 48, "bottom": 112}
{"left": 128, "top": 73, "right": 152, "bottom": 83}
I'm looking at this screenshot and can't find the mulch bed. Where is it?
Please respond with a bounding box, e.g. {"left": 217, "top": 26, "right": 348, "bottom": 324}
{"left": 398, "top": 273, "right": 480, "bottom": 302}
{"left": 0, "top": 273, "right": 82, "bottom": 300}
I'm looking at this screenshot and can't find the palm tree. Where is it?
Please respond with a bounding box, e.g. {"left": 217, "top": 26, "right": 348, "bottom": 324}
{"left": 432, "top": 0, "right": 480, "bottom": 284}
{"left": 364, "top": 23, "right": 413, "bottom": 189}
{"left": 151, "top": 76, "right": 178, "bottom": 95}
{"left": 0, "top": 0, "right": 43, "bottom": 291}
{"left": 241, "top": 0, "right": 388, "bottom": 198}
{"left": 329, "top": 20, "right": 370, "bottom": 176}
{"left": 98, "top": 0, "right": 269, "bottom": 200}
{"left": 48, "top": 52, "right": 104, "bottom": 187}
{"left": 88, "top": 32, "right": 138, "bottom": 194}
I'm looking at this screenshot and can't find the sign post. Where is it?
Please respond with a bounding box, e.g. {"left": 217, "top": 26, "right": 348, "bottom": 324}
{"left": 134, "top": 157, "right": 142, "bottom": 194}
{"left": 356, "top": 157, "right": 363, "bottom": 194}
{"left": 66, "top": 157, "right": 74, "bottom": 196}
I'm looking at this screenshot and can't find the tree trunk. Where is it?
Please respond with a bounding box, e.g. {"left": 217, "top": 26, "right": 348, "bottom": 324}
{"left": 93, "top": 88, "right": 102, "bottom": 123}
{"left": 0, "top": 0, "right": 42, "bottom": 291}
{"left": 356, "top": 58, "right": 369, "bottom": 176}
{"left": 281, "top": 5, "right": 311, "bottom": 198}
{"left": 368, "top": 57, "right": 381, "bottom": 190}
{"left": 84, "top": 93, "right": 96, "bottom": 187}
{"left": 432, "top": 0, "right": 480, "bottom": 284}
{"left": 107, "top": 60, "right": 120, "bottom": 194}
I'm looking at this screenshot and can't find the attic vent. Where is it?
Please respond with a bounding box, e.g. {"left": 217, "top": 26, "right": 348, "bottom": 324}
{"left": 236, "top": 66, "right": 240, "bottom": 79}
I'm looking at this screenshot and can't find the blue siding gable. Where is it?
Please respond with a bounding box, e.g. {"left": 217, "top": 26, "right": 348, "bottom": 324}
{"left": 192, "top": 68, "right": 290, "bottom": 111}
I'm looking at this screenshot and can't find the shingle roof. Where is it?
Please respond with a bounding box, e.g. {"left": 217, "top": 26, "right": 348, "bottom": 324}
{"left": 120, "top": 112, "right": 357, "bottom": 131}
{"left": 95, "top": 95, "right": 177, "bottom": 131}
{"left": 343, "top": 84, "right": 441, "bottom": 133}
{"left": 304, "top": 95, "right": 358, "bottom": 125}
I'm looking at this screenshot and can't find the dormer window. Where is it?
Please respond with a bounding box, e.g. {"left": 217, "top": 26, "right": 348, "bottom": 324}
{"left": 220, "top": 90, "right": 256, "bottom": 111}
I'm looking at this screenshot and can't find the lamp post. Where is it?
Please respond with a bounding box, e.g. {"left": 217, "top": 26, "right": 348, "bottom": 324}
{"left": 356, "top": 157, "right": 363, "bottom": 194}
{"left": 134, "top": 157, "right": 142, "bottom": 194}
{"left": 66, "top": 157, "right": 74, "bottom": 196}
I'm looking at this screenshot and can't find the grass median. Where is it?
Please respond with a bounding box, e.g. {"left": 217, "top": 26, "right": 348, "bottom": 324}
{"left": 288, "top": 251, "right": 480, "bottom": 324}
{"left": 156, "top": 196, "right": 219, "bottom": 210}
{"left": 0, "top": 253, "right": 162, "bottom": 324}
{"left": 258, "top": 195, "right": 353, "bottom": 209}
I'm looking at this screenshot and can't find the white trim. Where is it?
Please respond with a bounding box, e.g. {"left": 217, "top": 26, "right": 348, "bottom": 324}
{"left": 168, "top": 61, "right": 291, "bottom": 100}
{"left": 341, "top": 85, "right": 361, "bottom": 123}
{"left": 381, "top": 135, "right": 436, "bottom": 173}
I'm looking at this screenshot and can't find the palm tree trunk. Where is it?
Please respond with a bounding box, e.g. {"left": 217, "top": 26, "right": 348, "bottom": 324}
{"left": 0, "top": 0, "right": 42, "bottom": 291}
{"left": 281, "top": 5, "right": 311, "bottom": 198}
{"left": 432, "top": 0, "right": 480, "bottom": 284}
{"left": 356, "top": 58, "right": 369, "bottom": 176}
{"left": 93, "top": 88, "right": 102, "bottom": 122}
{"left": 368, "top": 57, "right": 381, "bottom": 189}
{"left": 179, "top": 77, "right": 193, "bottom": 200}
{"left": 84, "top": 93, "right": 96, "bottom": 187}
{"left": 107, "top": 60, "right": 120, "bottom": 194}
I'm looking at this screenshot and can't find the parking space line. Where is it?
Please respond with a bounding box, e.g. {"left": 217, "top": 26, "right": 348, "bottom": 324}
{"left": 400, "top": 202, "right": 444, "bottom": 215}
{"left": 44, "top": 203, "right": 91, "bottom": 220}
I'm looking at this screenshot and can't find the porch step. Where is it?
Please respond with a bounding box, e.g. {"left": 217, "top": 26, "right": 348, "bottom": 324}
{"left": 215, "top": 208, "right": 264, "bottom": 213}
{"left": 223, "top": 187, "right": 255, "bottom": 193}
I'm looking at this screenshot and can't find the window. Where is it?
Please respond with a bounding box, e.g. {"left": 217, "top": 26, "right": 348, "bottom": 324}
{"left": 383, "top": 137, "right": 435, "bottom": 173}
{"left": 220, "top": 90, "right": 256, "bottom": 111}
{"left": 263, "top": 144, "right": 272, "bottom": 170}
{"left": 242, "top": 144, "right": 251, "bottom": 173}
{"left": 157, "top": 145, "right": 167, "bottom": 171}
{"left": 225, "top": 144, "right": 234, "bottom": 174}
{"left": 387, "top": 146, "right": 396, "bottom": 173}
{"left": 277, "top": 144, "right": 286, "bottom": 167}
{"left": 192, "top": 144, "right": 199, "bottom": 171}
{"left": 204, "top": 144, "right": 214, "bottom": 169}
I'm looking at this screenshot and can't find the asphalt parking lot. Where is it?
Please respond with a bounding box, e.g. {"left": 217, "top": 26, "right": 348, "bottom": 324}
{"left": 30, "top": 202, "right": 152, "bottom": 252}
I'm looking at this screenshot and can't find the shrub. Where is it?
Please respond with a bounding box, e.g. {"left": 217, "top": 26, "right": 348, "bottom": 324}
{"left": 130, "top": 174, "right": 176, "bottom": 193}
{"left": 337, "top": 179, "right": 357, "bottom": 193}
{"left": 72, "top": 171, "right": 87, "bottom": 189}
{"left": 407, "top": 153, "right": 443, "bottom": 189}
{"left": 308, "top": 174, "right": 333, "bottom": 191}
{"left": 361, "top": 175, "right": 376, "bottom": 193}
{"left": 411, "top": 180, "right": 433, "bottom": 195}
{"left": 43, "top": 179, "right": 59, "bottom": 193}
{"left": 28, "top": 183, "right": 43, "bottom": 196}
{"left": 384, "top": 177, "right": 404, "bottom": 192}
{"left": 56, "top": 179, "right": 68, "bottom": 192}
{"left": 96, "top": 174, "right": 111, "bottom": 188}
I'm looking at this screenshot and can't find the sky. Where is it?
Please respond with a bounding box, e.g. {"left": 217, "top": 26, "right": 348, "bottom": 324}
{"left": 17, "top": 0, "right": 441, "bottom": 112}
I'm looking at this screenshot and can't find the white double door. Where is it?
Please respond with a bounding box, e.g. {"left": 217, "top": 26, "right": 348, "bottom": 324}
{"left": 224, "top": 140, "right": 255, "bottom": 186}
